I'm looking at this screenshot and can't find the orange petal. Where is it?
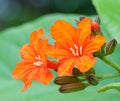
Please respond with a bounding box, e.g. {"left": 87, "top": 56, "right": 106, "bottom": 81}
{"left": 12, "top": 61, "right": 36, "bottom": 80}
{"left": 58, "top": 58, "right": 75, "bottom": 76}
{"left": 30, "top": 28, "right": 44, "bottom": 43}
{"left": 77, "top": 18, "right": 92, "bottom": 46}
{"left": 49, "top": 49, "right": 71, "bottom": 59}
{"left": 35, "top": 67, "right": 53, "bottom": 84}
{"left": 12, "top": 62, "right": 24, "bottom": 79}
{"left": 20, "top": 44, "right": 36, "bottom": 60}
{"left": 51, "top": 20, "right": 75, "bottom": 49}
{"left": 83, "top": 35, "right": 106, "bottom": 53}
{"left": 22, "top": 68, "right": 38, "bottom": 92}
{"left": 22, "top": 77, "right": 32, "bottom": 92}
{"left": 37, "top": 38, "right": 52, "bottom": 52}
{"left": 47, "top": 60, "right": 59, "bottom": 70}
{"left": 75, "top": 55, "right": 96, "bottom": 72}
{"left": 22, "top": 82, "right": 32, "bottom": 92}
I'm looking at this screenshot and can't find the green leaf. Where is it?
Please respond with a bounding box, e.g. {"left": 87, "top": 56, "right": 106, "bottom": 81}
{"left": 0, "top": 79, "right": 120, "bottom": 101}
{"left": 0, "top": 13, "right": 120, "bottom": 101}
{"left": 98, "top": 82, "right": 120, "bottom": 93}
{"left": 92, "top": 0, "right": 120, "bottom": 44}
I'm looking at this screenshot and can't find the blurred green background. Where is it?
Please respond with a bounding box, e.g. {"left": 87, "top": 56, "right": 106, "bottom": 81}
{"left": 0, "top": 0, "right": 120, "bottom": 101}
{"left": 0, "top": 0, "right": 96, "bottom": 31}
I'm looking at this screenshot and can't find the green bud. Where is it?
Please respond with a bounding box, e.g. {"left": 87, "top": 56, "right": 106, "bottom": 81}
{"left": 59, "top": 82, "right": 88, "bottom": 93}
{"left": 79, "top": 16, "right": 85, "bottom": 21}
{"left": 86, "top": 74, "right": 99, "bottom": 86}
{"left": 100, "top": 43, "right": 106, "bottom": 55}
{"left": 91, "top": 31, "right": 103, "bottom": 36}
{"left": 106, "top": 39, "right": 117, "bottom": 55}
{"left": 75, "top": 16, "right": 85, "bottom": 25}
{"left": 85, "top": 68, "right": 95, "bottom": 75}
{"left": 94, "top": 16, "right": 101, "bottom": 24}
{"left": 54, "top": 76, "right": 80, "bottom": 85}
{"left": 72, "top": 68, "right": 84, "bottom": 76}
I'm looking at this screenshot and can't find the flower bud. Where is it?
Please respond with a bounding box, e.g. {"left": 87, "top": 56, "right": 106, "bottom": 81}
{"left": 91, "top": 22, "right": 100, "bottom": 31}
{"left": 91, "top": 31, "right": 103, "bottom": 36}
{"left": 106, "top": 39, "right": 117, "bottom": 55}
{"left": 79, "top": 16, "right": 85, "bottom": 21}
{"left": 54, "top": 76, "right": 80, "bottom": 85}
{"left": 72, "top": 68, "right": 83, "bottom": 76}
{"left": 85, "top": 68, "right": 95, "bottom": 75}
{"left": 59, "top": 82, "right": 88, "bottom": 93}
{"left": 86, "top": 74, "right": 99, "bottom": 86}
{"left": 75, "top": 16, "right": 85, "bottom": 25}
{"left": 94, "top": 16, "right": 101, "bottom": 24}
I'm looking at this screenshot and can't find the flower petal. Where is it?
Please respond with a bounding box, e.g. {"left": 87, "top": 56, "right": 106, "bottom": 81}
{"left": 58, "top": 58, "right": 75, "bottom": 76}
{"left": 12, "top": 61, "right": 36, "bottom": 80}
{"left": 77, "top": 18, "right": 92, "bottom": 46}
{"left": 83, "top": 35, "right": 106, "bottom": 53}
{"left": 20, "top": 44, "right": 36, "bottom": 60}
{"left": 30, "top": 28, "right": 44, "bottom": 43}
{"left": 22, "top": 68, "right": 38, "bottom": 92}
{"left": 49, "top": 49, "right": 71, "bottom": 59}
{"left": 20, "top": 39, "right": 49, "bottom": 61}
{"left": 12, "top": 62, "right": 24, "bottom": 79}
{"left": 22, "top": 78, "right": 32, "bottom": 92}
{"left": 36, "top": 38, "right": 52, "bottom": 53}
{"left": 75, "top": 55, "right": 96, "bottom": 72}
{"left": 35, "top": 67, "right": 53, "bottom": 84}
{"left": 51, "top": 20, "right": 75, "bottom": 49}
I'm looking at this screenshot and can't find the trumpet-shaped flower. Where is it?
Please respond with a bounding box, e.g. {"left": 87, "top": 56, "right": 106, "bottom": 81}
{"left": 12, "top": 28, "right": 58, "bottom": 92}
{"left": 50, "top": 18, "right": 106, "bottom": 76}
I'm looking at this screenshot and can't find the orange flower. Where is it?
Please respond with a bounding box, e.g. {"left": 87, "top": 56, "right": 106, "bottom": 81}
{"left": 50, "top": 18, "right": 106, "bottom": 76}
{"left": 12, "top": 28, "right": 58, "bottom": 92}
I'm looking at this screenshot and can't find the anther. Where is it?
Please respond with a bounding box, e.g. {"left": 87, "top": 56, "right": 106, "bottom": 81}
{"left": 70, "top": 44, "right": 79, "bottom": 56}
{"left": 70, "top": 48, "right": 76, "bottom": 56}
{"left": 33, "top": 61, "right": 43, "bottom": 66}
{"left": 79, "top": 46, "right": 83, "bottom": 55}
{"left": 74, "top": 44, "right": 78, "bottom": 49}
{"left": 35, "top": 55, "right": 41, "bottom": 60}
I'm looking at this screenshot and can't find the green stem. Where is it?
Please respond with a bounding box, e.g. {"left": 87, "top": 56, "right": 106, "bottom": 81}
{"left": 98, "top": 56, "right": 120, "bottom": 72}
{"left": 97, "top": 72, "right": 120, "bottom": 80}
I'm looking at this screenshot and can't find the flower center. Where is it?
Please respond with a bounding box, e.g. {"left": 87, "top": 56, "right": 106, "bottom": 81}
{"left": 70, "top": 44, "right": 83, "bottom": 56}
{"left": 33, "top": 55, "right": 43, "bottom": 66}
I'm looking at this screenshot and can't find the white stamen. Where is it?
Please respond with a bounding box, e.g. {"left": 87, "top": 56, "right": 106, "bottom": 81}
{"left": 33, "top": 61, "right": 43, "bottom": 66}
{"left": 74, "top": 44, "right": 78, "bottom": 49}
{"left": 80, "top": 46, "right": 83, "bottom": 55}
{"left": 76, "top": 50, "right": 79, "bottom": 56}
{"left": 35, "top": 55, "right": 41, "bottom": 60}
{"left": 70, "top": 47, "right": 76, "bottom": 56}
{"left": 74, "top": 44, "right": 79, "bottom": 56}
{"left": 70, "top": 44, "right": 79, "bottom": 56}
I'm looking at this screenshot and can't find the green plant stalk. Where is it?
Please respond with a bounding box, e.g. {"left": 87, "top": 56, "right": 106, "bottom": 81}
{"left": 98, "top": 56, "right": 120, "bottom": 72}
{"left": 97, "top": 72, "right": 120, "bottom": 80}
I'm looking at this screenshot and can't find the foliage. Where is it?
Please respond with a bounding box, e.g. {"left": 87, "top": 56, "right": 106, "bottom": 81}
{"left": 0, "top": 0, "right": 120, "bottom": 100}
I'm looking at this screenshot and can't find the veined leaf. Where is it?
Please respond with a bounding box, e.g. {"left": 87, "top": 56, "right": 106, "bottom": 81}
{"left": 92, "top": 0, "right": 120, "bottom": 44}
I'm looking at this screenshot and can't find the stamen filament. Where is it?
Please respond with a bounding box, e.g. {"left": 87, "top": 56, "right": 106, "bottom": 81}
{"left": 80, "top": 46, "right": 83, "bottom": 55}
{"left": 70, "top": 48, "right": 76, "bottom": 56}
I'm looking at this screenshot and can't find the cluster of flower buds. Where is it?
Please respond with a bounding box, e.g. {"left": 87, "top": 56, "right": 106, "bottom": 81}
{"left": 54, "top": 68, "right": 99, "bottom": 93}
